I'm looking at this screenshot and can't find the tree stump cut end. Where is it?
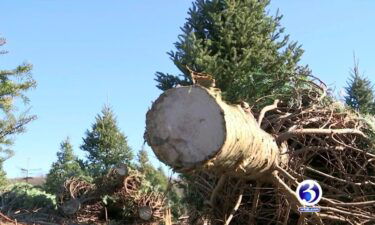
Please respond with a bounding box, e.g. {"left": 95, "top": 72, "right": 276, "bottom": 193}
{"left": 146, "top": 86, "right": 226, "bottom": 170}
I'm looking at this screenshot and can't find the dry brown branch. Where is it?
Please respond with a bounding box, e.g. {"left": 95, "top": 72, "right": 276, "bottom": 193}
{"left": 296, "top": 214, "right": 306, "bottom": 225}
{"left": 306, "top": 166, "right": 375, "bottom": 186}
{"left": 278, "top": 128, "right": 366, "bottom": 142}
{"left": 275, "top": 165, "right": 298, "bottom": 184}
{"left": 271, "top": 172, "right": 300, "bottom": 207}
{"left": 145, "top": 84, "right": 375, "bottom": 224}
{"left": 249, "top": 182, "right": 261, "bottom": 223}
{"left": 223, "top": 188, "right": 243, "bottom": 225}
{"left": 258, "top": 99, "right": 279, "bottom": 126}
{"left": 320, "top": 207, "right": 375, "bottom": 220}
{"left": 208, "top": 175, "right": 227, "bottom": 207}
{"left": 321, "top": 198, "right": 375, "bottom": 207}
{"left": 282, "top": 205, "right": 291, "bottom": 225}
{"left": 0, "top": 211, "right": 16, "bottom": 224}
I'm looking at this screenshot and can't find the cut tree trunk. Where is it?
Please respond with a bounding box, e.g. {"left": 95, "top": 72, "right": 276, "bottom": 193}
{"left": 145, "top": 85, "right": 284, "bottom": 180}
{"left": 139, "top": 206, "right": 153, "bottom": 221}
{"left": 60, "top": 198, "right": 81, "bottom": 215}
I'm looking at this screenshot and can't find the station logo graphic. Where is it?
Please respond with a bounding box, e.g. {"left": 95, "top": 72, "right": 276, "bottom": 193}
{"left": 296, "top": 180, "right": 322, "bottom": 212}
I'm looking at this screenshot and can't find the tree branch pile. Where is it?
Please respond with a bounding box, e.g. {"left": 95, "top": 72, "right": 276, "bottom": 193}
{"left": 57, "top": 167, "right": 167, "bottom": 224}
{"left": 145, "top": 81, "right": 375, "bottom": 224}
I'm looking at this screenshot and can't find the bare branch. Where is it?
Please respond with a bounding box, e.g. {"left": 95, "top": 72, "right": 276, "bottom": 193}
{"left": 258, "top": 99, "right": 279, "bottom": 126}
{"left": 249, "top": 182, "right": 262, "bottom": 223}
{"left": 224, "top": 188, "right": 244, "bottom": 225}
{"left": 278, "top": 128, "right": 366, "bottom": 142}
{"left": 207, "top": 175, "right": 227, "bottom": 207}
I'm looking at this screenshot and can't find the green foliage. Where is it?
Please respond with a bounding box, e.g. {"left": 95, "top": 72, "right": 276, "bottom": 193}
{"left": 0, "top": 37, "right": 36, "bottom": 184}
{"left": 1, "top": 183, "right": 56, "bottom": 210}
{"left": 136, "top": 148, "right": 168, "bottom": 192}
{"left": 155, "top": 0, "right": 309, "bottom": 105}
{"left": 154, "top": 0, "right": 314, "bottom": 219}
{"left": 0, "top": 162, "right": 7, "bottom": 187}
{"left": 45, "top": 138, "right": 85, "bottom": 194}
{"left": 360, "top": 114, "right": 375, "bottom": 154}
{"left": 136, "top": 148, "right": 184, "bottom": 218}
{"left": 167, "top": 182, "right": 185, "bottom": 219}
{"left": 177, "top": 174, "right": 205, "bottom": 217}
{"left": 81, "top": 105, "right": 134, "bottom": 177}
{"left": 345, "top": 61, "right": 375, "bottom": 115}
{"left": 137, "top": 147, "right": 150, "bottom": 172}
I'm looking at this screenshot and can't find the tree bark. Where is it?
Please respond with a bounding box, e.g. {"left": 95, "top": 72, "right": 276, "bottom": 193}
{"left": 145, "top": 86, "right": 283, "bottom": 180}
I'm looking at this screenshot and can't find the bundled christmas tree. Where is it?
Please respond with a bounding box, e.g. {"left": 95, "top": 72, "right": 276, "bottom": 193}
{"left": 146, "top": 0, "right": 375, "bottom": 224}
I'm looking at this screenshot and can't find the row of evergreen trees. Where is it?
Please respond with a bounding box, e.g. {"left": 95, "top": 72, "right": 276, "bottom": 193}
{"left": 43, "top": 57, "right": 375, "bottom": 197}
{"left": 44, "top": 106, "right": 169, "bottom": 196}
{"left": 0, "top": 0, "right": 373, "bottom": 222}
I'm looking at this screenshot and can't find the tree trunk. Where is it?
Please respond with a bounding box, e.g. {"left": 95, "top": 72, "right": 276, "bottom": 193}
{"left": 139, "top": 206, "right": 153, "bottom": 221}
{"left": 145, "top": 86, "right": 283, "bottom": 180}
{"left": 163, "top": 208, "right": 172, "bottom": 225}
{"left": 60, "top": 199, "right": 81, "bottom": 215}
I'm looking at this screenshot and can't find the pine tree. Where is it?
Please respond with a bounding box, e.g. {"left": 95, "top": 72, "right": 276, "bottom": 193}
{"left": 81, "top": 105, "right": 133, "bottom": 177}
{"left": 136, "top": 148, "right": 184, "bottom": 218}
{"left": 0, "top": 37, "right": 36, "bottom": 184}
{"left": 153, "top": 0, "right": 312, "bottom": 220}
{"left": 137, "top": 148, "right": 151, "bottom": 172}
{"left": 0, "top": 162, "right": 7, "bottom": 187}
{"left": 45, "top": 138, "right": 84, "bottom": 193}
{"left": 345, "top": 61, "right": 375, "bottom": 115}
{"left": 136, "top": 147, "right": 168, "bottom": 191}
{"left": 155, "top": 0, "right": 309, "bottom": 105}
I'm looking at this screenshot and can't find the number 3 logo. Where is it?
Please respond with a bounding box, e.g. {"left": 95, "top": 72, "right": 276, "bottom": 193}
{"left": 296, "top": 180, "right": 322, "bottom": 206}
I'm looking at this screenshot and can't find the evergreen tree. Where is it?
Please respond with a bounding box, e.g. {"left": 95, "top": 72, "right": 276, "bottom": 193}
{"left": 136, "top": 148, "right": 184, "bottom": 218}
{"left": 154, "top": 0, "right": 313, "bottom": 219}
{"left": 155, "top": 0, "right": 309, "bottom": 105}
{"left": 345, "top": 61, "right": 375, "bottom": 115}
{"left": 0, "top": 37, "right": 36, "bottom": 184}
{"left": 81, "top": 105, "right": 133, "bottom": 177}
{"left": 0, "top": 162, "right": 7, "bottom": 187}
{"left": 136, "top": 147, "right": 168, "bottom": 191}
{"left": 45, "top": 138, "right": 84, "bottom": 193}
{"left": 137, "top": 148, "right": 149, "bottom": 170}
